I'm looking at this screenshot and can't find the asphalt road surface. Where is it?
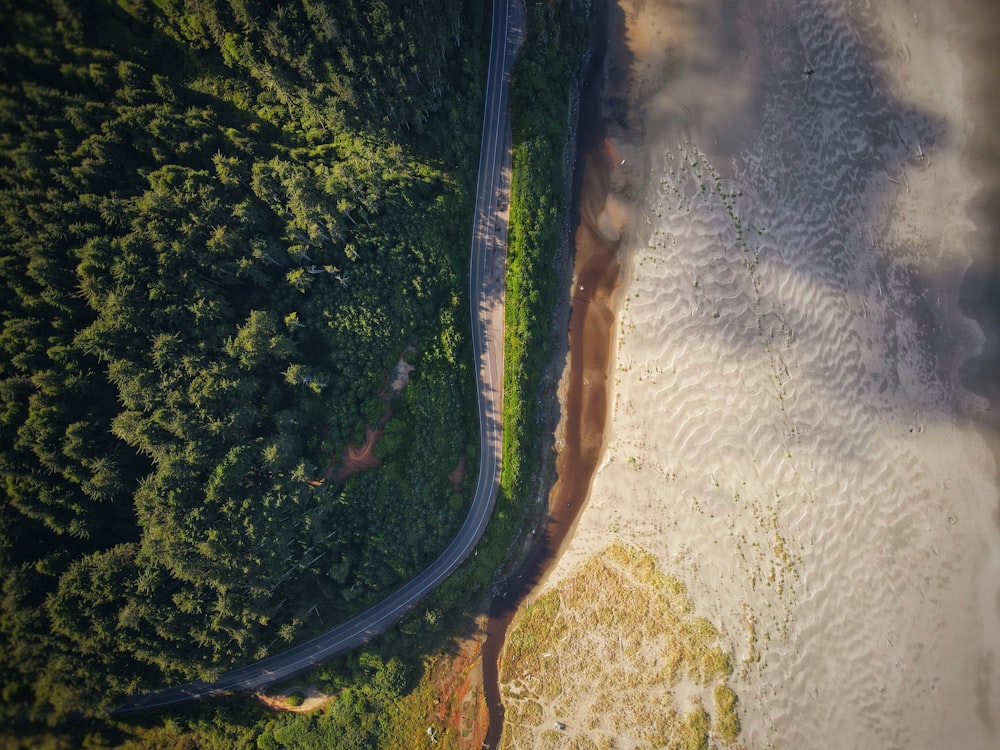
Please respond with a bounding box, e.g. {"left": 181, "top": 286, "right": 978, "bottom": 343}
{"left": 115, "top": 0, "right": 525, "bottom": 713}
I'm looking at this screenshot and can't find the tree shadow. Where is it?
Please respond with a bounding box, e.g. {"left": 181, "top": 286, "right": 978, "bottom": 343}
{"left": 604, "top": 0, "right": 998, "bottom": 493}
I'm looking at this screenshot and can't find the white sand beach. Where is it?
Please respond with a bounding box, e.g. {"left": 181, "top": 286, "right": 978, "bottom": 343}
{"left": 502, "top": 0, "right": 1000, "bottom": 747}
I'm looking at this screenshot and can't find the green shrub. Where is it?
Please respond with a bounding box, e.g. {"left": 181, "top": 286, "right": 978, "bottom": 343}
{"left": 713, "top": 684, "right": 740, "bottom": 743}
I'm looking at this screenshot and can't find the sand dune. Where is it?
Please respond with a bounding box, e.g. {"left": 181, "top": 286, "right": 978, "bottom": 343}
{"left": 505, "top": 0, "right": 1000, "bottom": 748}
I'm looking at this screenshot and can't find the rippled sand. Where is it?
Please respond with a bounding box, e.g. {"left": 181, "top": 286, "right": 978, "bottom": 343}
{"left": 510, "top": 0, "right": 1000, "bottom": 748}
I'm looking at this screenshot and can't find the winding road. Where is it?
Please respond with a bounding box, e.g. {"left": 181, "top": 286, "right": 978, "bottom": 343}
{"left": 115, "top": 0, "right": 525, "bottom": 713}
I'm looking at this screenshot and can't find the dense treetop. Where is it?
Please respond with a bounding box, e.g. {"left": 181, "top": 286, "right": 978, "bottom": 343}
{"left": 0, "top": 0, "right": 486, "bottom": 721}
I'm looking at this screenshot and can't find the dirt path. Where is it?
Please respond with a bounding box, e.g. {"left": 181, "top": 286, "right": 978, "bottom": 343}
{"left": 427, "top": 622, "right": 491, "bottom": 749}
{"left": 315, "top": 352, "right": 414, "bottom": 486}
{"left": 255, "top": 686, "right": 335, "bottom": 714}
{"left": 447, "top": 457, "right": 466, "bottom": 492}
{"left": 331, "top": 406, "right": 388, "bottom": 483}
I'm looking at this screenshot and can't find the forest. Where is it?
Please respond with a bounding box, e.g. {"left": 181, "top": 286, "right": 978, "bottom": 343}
{"left": 0, "top": 0, "right": 490, "bottom": 722}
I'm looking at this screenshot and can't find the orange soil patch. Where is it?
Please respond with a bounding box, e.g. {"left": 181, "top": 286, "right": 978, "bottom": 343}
{"left": 447, "top": 457, "right": 466, "bottom": 492}
{"left": 451, "top": 660, "right": 489, "bottom": 749}
{"left": 255, "top": 686, "right": 335, "bottom": 713}
{"left": 425, "top": 624, "right": 490, "bottom": 749}
{"left": 333, "top": 420, "right": 385, "bottom": 483}
{"left": 314, "top": 352, "right": 417, "bottom": 487}
{"left": 313, "top": 397, "right": 392, "bottom": 485}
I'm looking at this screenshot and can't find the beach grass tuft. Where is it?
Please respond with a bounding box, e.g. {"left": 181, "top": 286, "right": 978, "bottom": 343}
{"left": 499, "top": 544, "right": 742, "bottom": 748}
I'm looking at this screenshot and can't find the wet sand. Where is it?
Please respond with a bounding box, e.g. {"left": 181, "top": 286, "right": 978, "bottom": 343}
{"left": 500, "top": 0, "right": 1000, "bottom": 747}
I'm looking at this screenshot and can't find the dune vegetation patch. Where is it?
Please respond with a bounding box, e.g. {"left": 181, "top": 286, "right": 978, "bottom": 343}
{"left": 499, "top": 544, "right": 742, "bottom": 749}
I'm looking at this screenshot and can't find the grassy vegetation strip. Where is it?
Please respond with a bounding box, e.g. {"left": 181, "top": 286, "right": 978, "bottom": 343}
{"left": 500, "top": 544, "right": 742, "bottom": 749}
{"left": 500, "top": 0, "right": 587, "bottom": 504}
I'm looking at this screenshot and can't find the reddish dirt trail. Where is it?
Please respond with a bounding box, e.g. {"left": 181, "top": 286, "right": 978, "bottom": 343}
{"left": 426, "top": 627, "right": 490, "bottom": 749}
{"left": 313, "top": 392, "right": 393, "bottom": 486}
{"left": 312, "top": 354, "right": 418, "bottom": 487}
{"left": 332, "top": 415, "right": 386, "bottom": 483}
{"left": 448, "top": 457, "right": 466, "bottom": 492}
{"left": 255, "top": 686, "right": 335, "bottom": 714}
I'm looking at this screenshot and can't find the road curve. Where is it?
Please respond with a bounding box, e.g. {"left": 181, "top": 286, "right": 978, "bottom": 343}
{"left": 114, "top": 0, "right": 525, "bottom": 714}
